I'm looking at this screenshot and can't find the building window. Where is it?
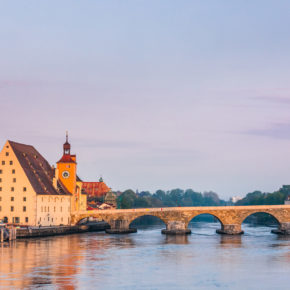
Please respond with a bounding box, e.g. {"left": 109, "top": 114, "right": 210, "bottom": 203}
{"left": 14, "top": 217, "right": 19, "bottom": 223}
{"left": 23, "top": 187, "right": 27, "bottom": 192}
{"left": 13, "top": 178, "right": 16, "bottom": 183}
{"left": 41, "top": 206, "right": 43, "bottom": 212}
{"left": 0, "top": 187, "right": 2, "bottom": 191}
{"left": 11, "top": 206, "right": 14, "bottom": 212}
{"left": 23, "top": 197, "right": 26, "bottom": 202}
{"left": 60, "top": 206, "right": 62, "bottom": 212}
{"left": 12, "top": 169, "right": 15, "bottom": 174}
{"left": 0, "top": 196, "right": 2, "bottom": 201}
{"left": 11, "top": 187, "right": 14, "bottom": 192}
{"left": 1, "top": 161, "right": 5, "bottom": 165}
{"left": 39, "top": 217, "right": 41, "bottom": 222}
{"left": 9, "top": 161, "right": 13, "bottom": 165}
{"left": 0, "top": 178, "right": 2, "bottom": 182}
{"left": 0, "top": 170, "right": 2, "bottom": 174}
{"left": 5, "top": 152, "right": 9, "bottom": 156}
{"left": 11, "top": 196, "right": 14, "bottom": 201}
{"left": 0, "top": 206, "right": 1, "bottom": 211}
{"left": 23, "top": 206, "right": 26, "bottom": 212}
{"left": 54, "top": 206, "right": 56, "bottom": 212}
{"left": 25, "top": 217, "right": 28, "bottom": 223}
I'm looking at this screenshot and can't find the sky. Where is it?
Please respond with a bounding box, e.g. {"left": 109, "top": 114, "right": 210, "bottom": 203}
{"left": 1, "top": 1, "right": 290, "bottom": 199}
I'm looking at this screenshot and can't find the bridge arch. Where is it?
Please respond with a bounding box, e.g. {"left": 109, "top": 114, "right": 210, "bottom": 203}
{"left": 128, "top": 213, "right": 167, "bottom": 228}
{"left": 186, "top": 213, "right": 225, "bottom": 233}
{"left": 240, "top": 210, "right": 282, "bottom": 225}
{"left": 73, "top": 213, "right": 112, "bottom": 226}
{"left": 240, "top": 211, "right": 281, "bottom": 233}
{"left": 186, "top": 213, "right": 225, "bottom": 228}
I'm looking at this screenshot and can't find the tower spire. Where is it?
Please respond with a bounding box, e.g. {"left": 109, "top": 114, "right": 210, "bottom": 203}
{"left": 63, "top": 131, "right": 71, "bottom": 155}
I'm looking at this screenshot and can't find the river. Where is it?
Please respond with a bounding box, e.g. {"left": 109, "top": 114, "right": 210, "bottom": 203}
{"left": 0, "top": 222, "right": 289, "bottom": 289}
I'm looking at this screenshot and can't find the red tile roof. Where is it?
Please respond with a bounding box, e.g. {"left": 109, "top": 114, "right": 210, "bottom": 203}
{"left": 82, "top": 181, "right": 110, "bottom": 198}
{"left": 57, "top": 154, "right": 76, "bottom": 163}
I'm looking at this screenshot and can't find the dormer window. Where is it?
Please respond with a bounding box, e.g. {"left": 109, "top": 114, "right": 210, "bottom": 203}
{"left": 5, "top": 152, "right": 9, "bottom": 156}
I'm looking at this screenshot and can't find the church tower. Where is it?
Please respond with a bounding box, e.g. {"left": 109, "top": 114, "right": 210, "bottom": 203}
{"left": 56, "top": 132, "right": 77, "bottom": 195}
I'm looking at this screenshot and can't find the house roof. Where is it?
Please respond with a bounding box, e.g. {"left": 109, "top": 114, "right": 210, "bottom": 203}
{"left": 82, "top": 181, "right": 110, "bottom": 198}
{"left": 8, "top": 140, "right": 71, "bottom": 196}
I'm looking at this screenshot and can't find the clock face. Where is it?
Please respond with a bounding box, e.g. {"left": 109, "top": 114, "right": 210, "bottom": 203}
{"left": 62, "top": 171, "right": 70, "bottom": 179}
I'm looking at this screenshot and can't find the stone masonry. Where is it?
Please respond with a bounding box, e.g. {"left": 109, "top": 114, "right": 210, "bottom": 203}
{"left": 71, "top": 205, "right": 290, "bottom": 235}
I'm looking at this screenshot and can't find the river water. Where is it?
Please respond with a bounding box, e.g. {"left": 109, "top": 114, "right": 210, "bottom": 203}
{"left": 0, "top": 222, "right": 290, "bottom": 290}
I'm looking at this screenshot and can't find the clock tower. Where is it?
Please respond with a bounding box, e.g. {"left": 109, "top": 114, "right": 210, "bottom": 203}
{"left": 56, "top": 132, "right": 77, "bottom": 195}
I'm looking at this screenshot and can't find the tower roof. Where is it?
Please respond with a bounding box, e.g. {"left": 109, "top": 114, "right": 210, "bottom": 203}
{"left": 57, "top": 132, "right": 76, "bottom": 163}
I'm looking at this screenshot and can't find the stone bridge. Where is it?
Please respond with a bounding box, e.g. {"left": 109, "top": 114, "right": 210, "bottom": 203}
{"left": 71, "top": 205, "right": 290, "bottom": 235}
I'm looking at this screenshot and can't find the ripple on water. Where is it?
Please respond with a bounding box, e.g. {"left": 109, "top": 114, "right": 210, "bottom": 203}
{"left": 0, "top": 223, "right": 290, "bottom": 290}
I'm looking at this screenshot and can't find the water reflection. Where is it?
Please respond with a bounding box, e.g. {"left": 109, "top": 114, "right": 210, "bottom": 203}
{"left": 1, "top": 224, "right": 290, "bottom": 289}
{"left": 163, "top": 235, "right": 189, "bottom": 245}
{"left": 0, "top": 235, "right": 83, "bottom": 289}
{"left": 219, "top": 235, "right": 242, "bottom": 248}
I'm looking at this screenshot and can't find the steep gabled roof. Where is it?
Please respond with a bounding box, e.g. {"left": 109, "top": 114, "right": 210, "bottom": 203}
{"left": 8, "top": 140, "right": 71, "bottom": 196}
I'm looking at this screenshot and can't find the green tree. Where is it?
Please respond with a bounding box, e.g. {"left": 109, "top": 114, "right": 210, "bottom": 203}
{"left": 117, "top": 189, "right": 136, "bottom": 209}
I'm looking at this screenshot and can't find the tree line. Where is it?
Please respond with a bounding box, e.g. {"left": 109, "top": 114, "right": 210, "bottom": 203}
{"left": 116, "top": 186, "right": 290, "bottom": 209}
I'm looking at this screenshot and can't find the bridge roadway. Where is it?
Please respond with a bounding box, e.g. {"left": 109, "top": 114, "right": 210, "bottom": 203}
{"left": 71, "top": 205, "right": 290, "bottom": 235}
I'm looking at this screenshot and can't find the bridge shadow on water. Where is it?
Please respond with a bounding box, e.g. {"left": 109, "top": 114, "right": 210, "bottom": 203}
{"left": 163, "top": 235, "right": 189, "bottom": 245}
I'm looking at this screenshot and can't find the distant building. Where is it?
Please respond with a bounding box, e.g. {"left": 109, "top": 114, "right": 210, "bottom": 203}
{"left": 104, "top": 191, "right": 117, "bottom": 207}
{"left": 230, "top": 196, "right": 242, "bottom": 204}
{"left": 98, "top": 203, "right": 115, "bottom": 210}
{"left": 82, "top": 177, "right": 110, "bottom": 199}
{"left": 280, "top": 185, "right": 290, "bottom": 205}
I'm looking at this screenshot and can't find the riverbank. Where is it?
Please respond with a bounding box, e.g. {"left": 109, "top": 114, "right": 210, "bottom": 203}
{"left": 15, "top": 221, "right": 110, "bottom": 239}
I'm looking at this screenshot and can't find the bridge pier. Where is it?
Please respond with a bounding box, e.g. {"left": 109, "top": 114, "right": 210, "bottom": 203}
{"left": 161, "top": 221, "right": 191, "bottom": 235}
{"left": 271, "top": 222, "right": 290, "bottom": 235}
{"left": 216, "top": 224, "right": 244, "bottom": 235}
{"left": 105, "top": 219, "right": 137, "bottom": 234}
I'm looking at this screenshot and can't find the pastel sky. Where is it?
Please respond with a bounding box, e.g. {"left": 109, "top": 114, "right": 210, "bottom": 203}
{"left": 1, "top": 1, "right": 290, "bottom": 199}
